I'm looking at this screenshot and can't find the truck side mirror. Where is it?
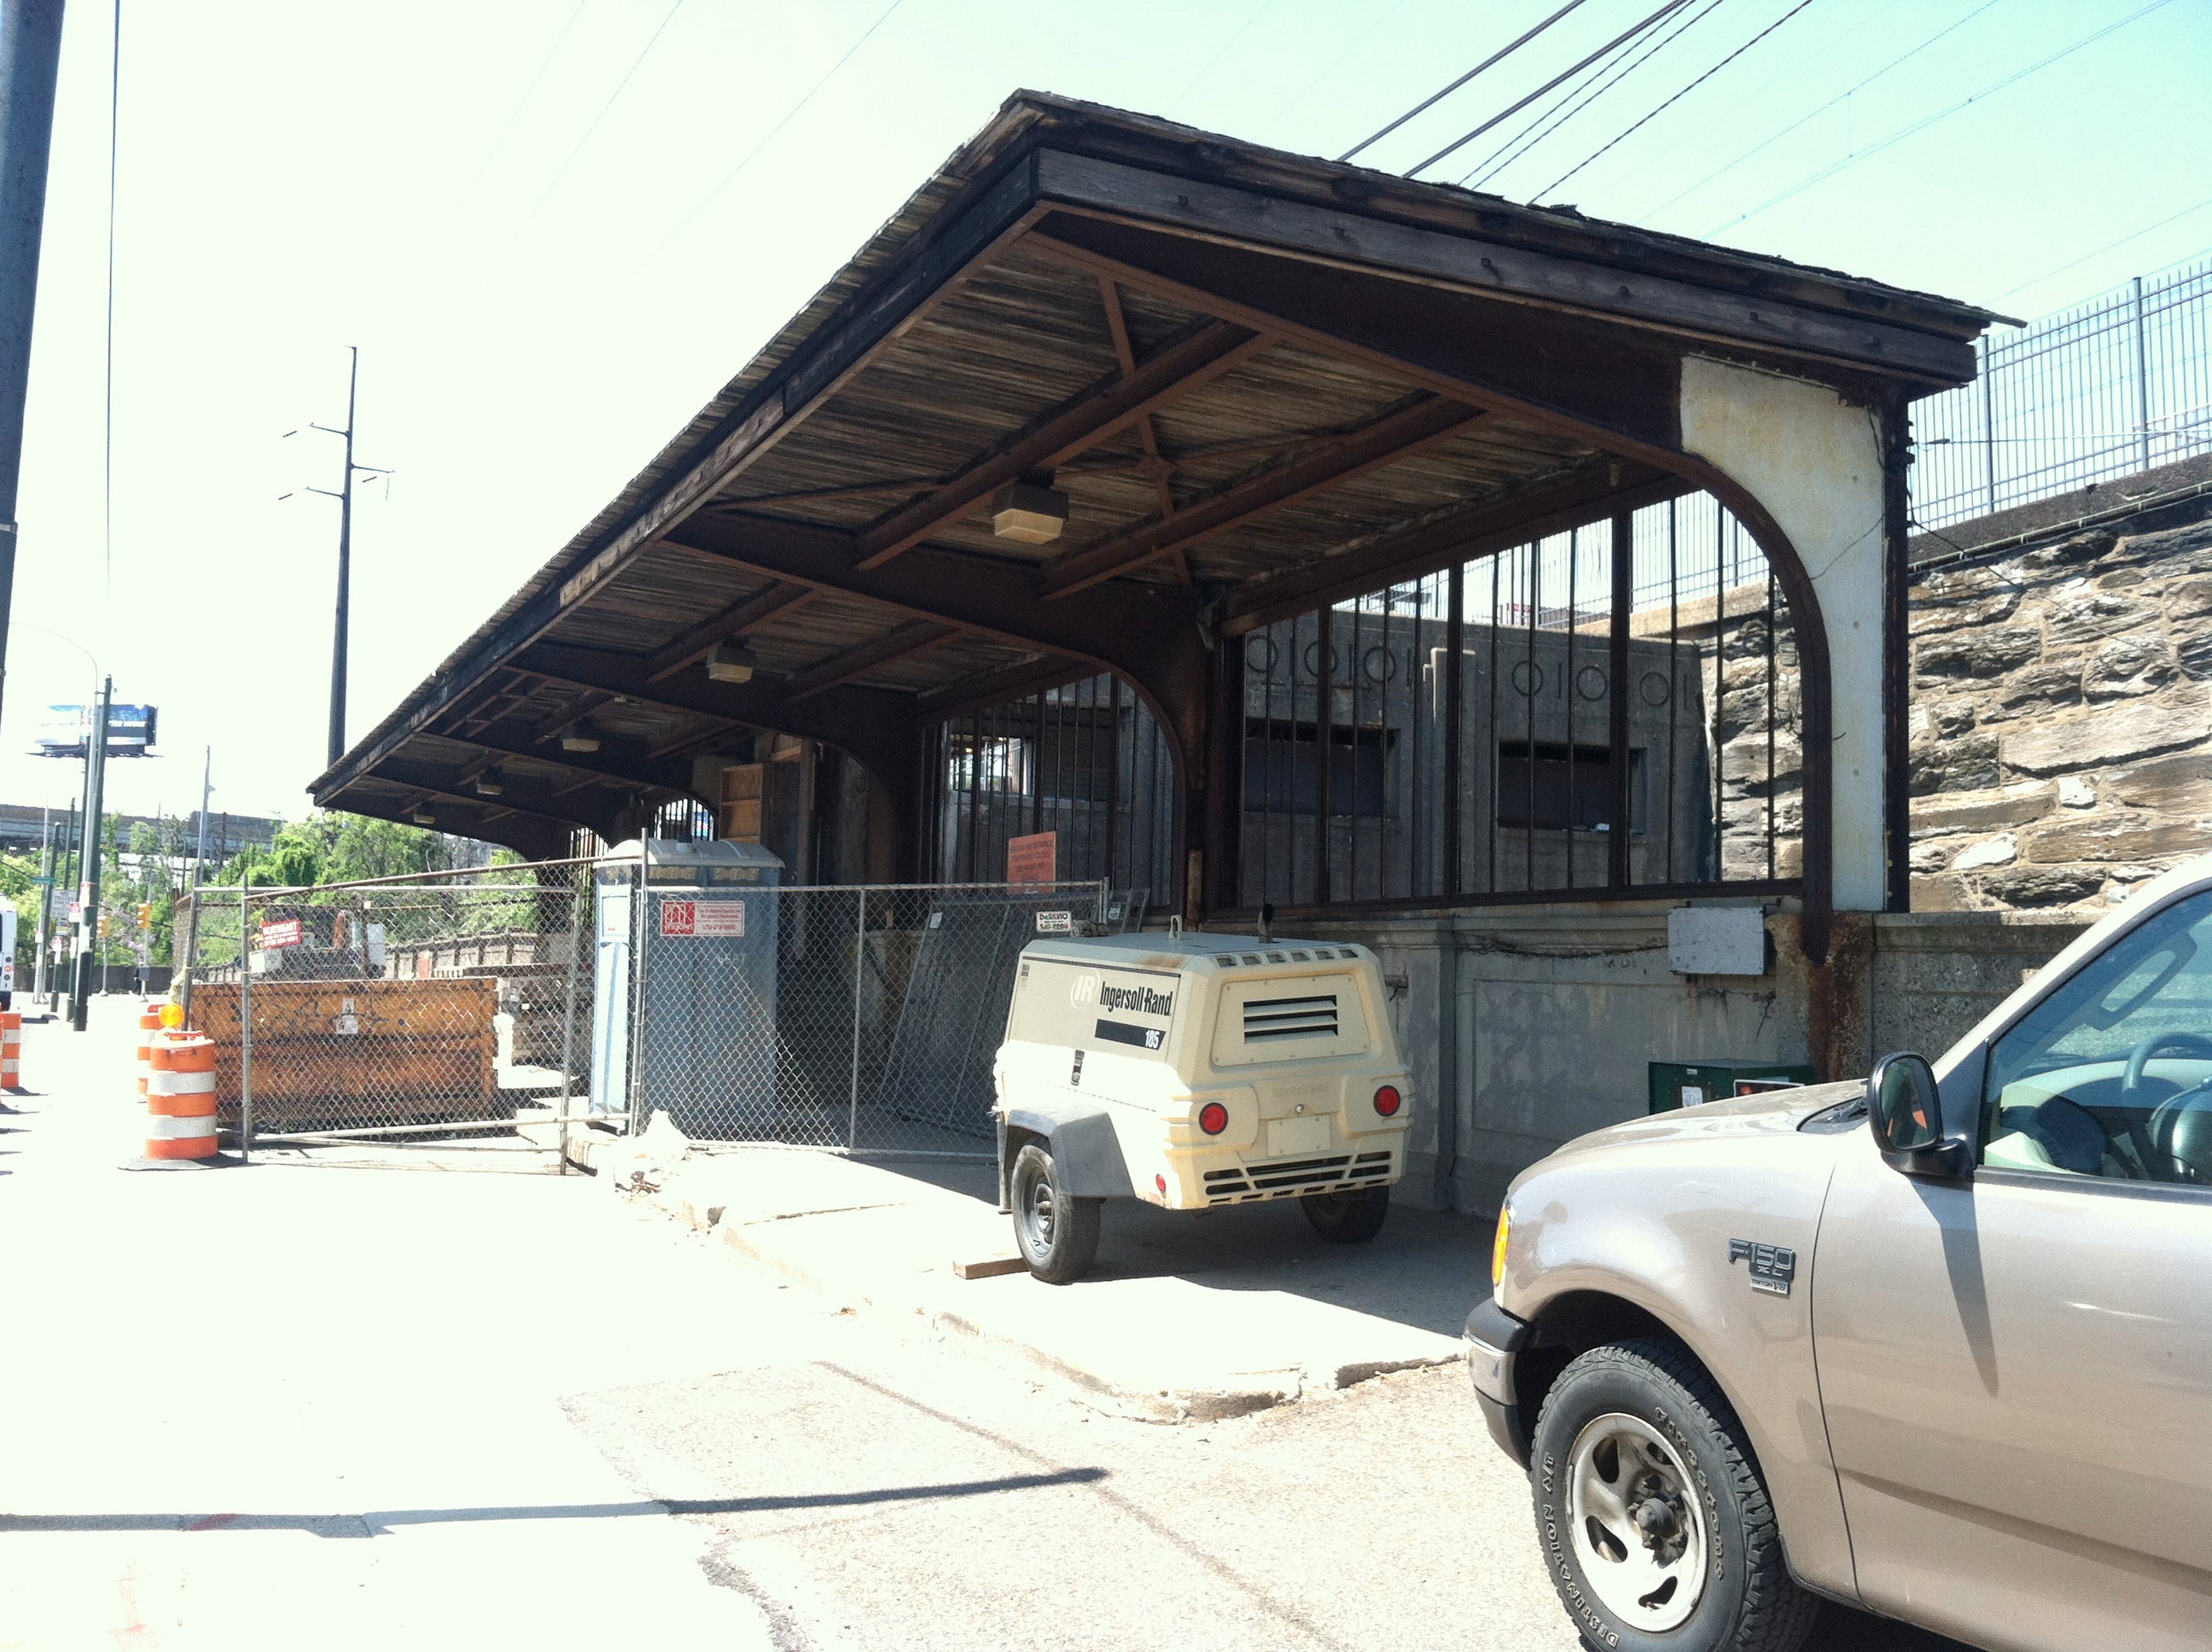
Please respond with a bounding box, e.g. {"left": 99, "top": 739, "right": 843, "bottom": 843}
{"left": 1867, "top": 1051, "right": 1971, "bottom": 1180}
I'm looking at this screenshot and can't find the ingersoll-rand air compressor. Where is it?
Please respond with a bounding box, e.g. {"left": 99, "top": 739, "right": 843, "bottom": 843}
{"left": 992, "top": 922, "right": 1411, "bottom": 1283}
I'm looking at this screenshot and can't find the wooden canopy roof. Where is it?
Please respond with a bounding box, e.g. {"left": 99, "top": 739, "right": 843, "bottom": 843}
{"left": 315, "top": 91, "right": 1995, "bottom": 857}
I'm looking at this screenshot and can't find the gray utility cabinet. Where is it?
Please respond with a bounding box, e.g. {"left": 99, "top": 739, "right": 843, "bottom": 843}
{"left": 591, "top": 837, "right": 783, "bottom": 1137}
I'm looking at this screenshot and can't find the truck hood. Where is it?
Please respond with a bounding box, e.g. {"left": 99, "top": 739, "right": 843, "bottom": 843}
{"left": 1545, "top": 1079, "right": 1866, "bottom": 1163}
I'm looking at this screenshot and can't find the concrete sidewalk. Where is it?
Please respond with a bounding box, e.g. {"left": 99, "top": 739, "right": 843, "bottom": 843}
{"left": 617, "top": 1131, "right": 1484, "bottom": 1421}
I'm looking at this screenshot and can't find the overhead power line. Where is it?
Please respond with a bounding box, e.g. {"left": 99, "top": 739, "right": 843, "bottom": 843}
{"left": 1464, "top": 0, "right": 1728, "bottom": 190}
{"left": 1708, "top": 0, "right": 2181, "bottom": 235}
{"left": 1456, "top": 12, "right": 1660, "bottom": 189}
{"left": 1337, "top": 0, "right": 1594, "bottom": 164}
{"left": 1408, "top": 0, "right": 1691, "bottom": 178}
{"left": 1638, "top": 0, "right": 2001, "bottom": 224}
{"left": 1996, "top": 200, "right": 2212, "bottom": 303}
{"left": 506, "top": 0, "right": 689, "bottom": 247}
{"left": 1535, "top": 0, "right": 1818, "bottom": 201}
{"left": 466, "top": 0, "right": 591, "bottom": 195}
{"left": 648, "top": 0, "right": 909, "bottom": 260}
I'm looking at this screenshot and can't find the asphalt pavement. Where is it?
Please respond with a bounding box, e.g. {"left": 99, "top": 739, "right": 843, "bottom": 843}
{"left": 0, "top": 998, "right": 1969, "bottom": 1652}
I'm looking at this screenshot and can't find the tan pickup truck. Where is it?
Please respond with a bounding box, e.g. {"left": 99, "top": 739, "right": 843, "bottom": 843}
{"left": 1468, "top": 861, "right": 2212, "bottom": 1652}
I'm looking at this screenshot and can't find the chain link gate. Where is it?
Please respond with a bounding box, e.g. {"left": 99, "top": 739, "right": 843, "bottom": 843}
{"left": 177, "top": 860, "right": 1114, "bottom": 1165}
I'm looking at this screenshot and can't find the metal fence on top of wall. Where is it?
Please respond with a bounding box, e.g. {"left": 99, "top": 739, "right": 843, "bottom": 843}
{"left": 1912, "top": 251, "right": 2212, "bottom": 532}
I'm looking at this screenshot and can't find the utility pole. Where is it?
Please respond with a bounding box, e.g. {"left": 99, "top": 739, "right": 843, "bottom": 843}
{"left": 32, "top": 805, "right": 51, "bottom": 1000}
{"left": 51, "top": 794, "right": 74, "bottom": 1009}
{"left": 0, "top": 2, "right": 68, "bottom": 737}
{"left": 286, "top": 347, "right": 386, "bottom": 771}
{"left": 71, "top": 676, "right": 111, "bottom": 1031}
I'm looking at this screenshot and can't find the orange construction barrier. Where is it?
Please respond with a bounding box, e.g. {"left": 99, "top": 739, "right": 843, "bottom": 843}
{"left": 144, "top": 1030, "right": 219, "bottom": 1160}
{"left": 136, "top": 1004, "right": 162, "bottom": 1095}
{"left": 0, "top": 1010, "right": 19, "bottom": 1092}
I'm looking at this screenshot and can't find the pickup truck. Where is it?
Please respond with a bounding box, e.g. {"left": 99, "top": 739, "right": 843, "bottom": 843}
{"left": 1468, "top": 861, "right": 2212, "bottom": 1652}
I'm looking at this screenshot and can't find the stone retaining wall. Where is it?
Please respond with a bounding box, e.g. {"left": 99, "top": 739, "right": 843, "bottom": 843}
{"left": 1908, "top": 487, "right": 2212, "bottom": 913}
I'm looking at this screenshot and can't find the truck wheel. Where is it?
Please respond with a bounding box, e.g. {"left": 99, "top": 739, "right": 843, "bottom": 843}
{"left": 1529, "top": 1339, "right": 1818, "bottom": 1652}
{"left": 1301, "top": 1185, "right": 1388, "bottom": 1243}
{"left": 1010, "top": 1143, "right": 1100, "bottom": 1284}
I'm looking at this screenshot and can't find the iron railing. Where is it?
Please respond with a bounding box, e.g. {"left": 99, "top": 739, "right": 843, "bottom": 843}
{"left": 1912, "top": 251, "right": 2212, "bottom": 532}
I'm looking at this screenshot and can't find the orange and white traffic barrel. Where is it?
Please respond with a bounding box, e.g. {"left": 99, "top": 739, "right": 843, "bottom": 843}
{"left": 136, "top": 1003, "right": 163, "bottom": 1095}
{"left": 0, "top": 1010, "right": 19, "bottom": 1092}
{"left": 144, "top": 1030, "right": 219, "bottom": 1160}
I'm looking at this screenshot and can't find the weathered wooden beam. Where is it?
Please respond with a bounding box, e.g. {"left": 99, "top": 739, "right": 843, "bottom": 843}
{"left": 850, "top": 317, "right": 1271, "bottom": 570}
{"left": 644, "top": 583, "right": 816, "bottom": 683}
{"left": 1096, "top": 275, "right": 1188, "bottom": 586}
{"left": 364, "top": 758, "right": 611, "bottom": 834}
{"left": 917, "top": 654, "right": 1093, "bottom": 720}
{"left": 1216, "top": 463, "right": 1690, "bottom": 634}
{"left": 1041, "top": 394, "right": 1483, "bottom": 596}
{"left": 533, "top": 689, "right": 615, "bottom": 741}
{"left": 785, "top": 620, "right": 965, "bottom": 701}
{"left": 437, "top": 724, "right": 698, "bottom": 794}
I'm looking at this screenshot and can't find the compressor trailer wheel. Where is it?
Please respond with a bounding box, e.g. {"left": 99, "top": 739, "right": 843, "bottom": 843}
{"left": 1010, "top": 1143, "right": 1100, "bottom": 1283}
{"left": 1301, "top": 1185, "right": 1389, "bottom": 1242}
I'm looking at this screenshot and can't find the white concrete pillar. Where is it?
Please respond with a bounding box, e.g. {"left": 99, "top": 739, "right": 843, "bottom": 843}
{"left": 1678, "top": 355, "right": 1888, "bottom": 911}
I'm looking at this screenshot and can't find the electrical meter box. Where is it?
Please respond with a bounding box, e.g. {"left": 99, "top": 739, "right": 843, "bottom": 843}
{"left": 1647, "top": 1057, "right": 1819, "bottom": 1114}
{"left": 992, "top": 928, "right": 1412, "bottom": 1283}
{"left": 592, "top": 837, "right": 783, "bottom": 1137}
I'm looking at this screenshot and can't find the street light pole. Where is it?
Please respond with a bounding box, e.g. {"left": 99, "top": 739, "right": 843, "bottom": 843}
{"left": 71, "top": 674, "right": 111, "bottom": 1031}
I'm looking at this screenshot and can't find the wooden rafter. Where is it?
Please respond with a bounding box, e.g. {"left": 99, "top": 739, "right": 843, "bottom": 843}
{"left": 645, "top": 582, "right": 817, "bottom": 683}
{"left": 1039, "top": 394, "right": 1484, "bottom": 596}
{"left": 851, "top": 317, "right": 1270, "bottom": 570}
{"left": 785, "top": 620, "right": 964, "bottom": 701}
{"left": 1095, "top": 275, "right": 1190, "bottom": 588}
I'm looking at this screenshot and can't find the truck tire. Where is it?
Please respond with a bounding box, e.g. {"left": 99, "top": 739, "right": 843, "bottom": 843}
{"left": 1010, "top": 1142, "right": 1100, "bottom": 1284}
{"left": 1301, "top": 1185, "right": 1388, "bottom": 1242}
{"left": 1529, "top": 1338, "right": 1818, "bottom": 1652}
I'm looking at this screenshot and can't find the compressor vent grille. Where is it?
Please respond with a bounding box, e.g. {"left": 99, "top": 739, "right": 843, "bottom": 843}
{"left": 1243, "top": 993, "right": 1338, "bottom": 1042}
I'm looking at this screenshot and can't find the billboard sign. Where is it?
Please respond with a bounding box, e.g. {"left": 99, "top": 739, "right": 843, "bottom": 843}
{"left": 32, "top": 702, "right": 158, "bottom": 759}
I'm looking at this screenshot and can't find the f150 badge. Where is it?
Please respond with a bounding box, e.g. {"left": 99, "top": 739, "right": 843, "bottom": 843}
{"left": 1727, "top": 1239, "right": 1796, "bottom": 1297}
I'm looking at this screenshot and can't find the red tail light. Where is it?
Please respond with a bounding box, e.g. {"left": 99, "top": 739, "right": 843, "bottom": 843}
{"left": 1373, "top": 1085, "right": 1402, "bottom": 1117}
{"left": 1197, "top": 1102, "right": 1230, "bottom": 1135}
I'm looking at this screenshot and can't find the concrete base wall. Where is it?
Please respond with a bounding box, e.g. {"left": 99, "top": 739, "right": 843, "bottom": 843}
{"left": 1256, "top": 902, "right": 2089, "bottom": 1218}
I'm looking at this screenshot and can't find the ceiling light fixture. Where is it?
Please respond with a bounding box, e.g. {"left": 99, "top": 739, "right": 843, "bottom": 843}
{"left": 991, "top": 478, "right": 1068, "bottom": 544}
{"left": 706, "top": 641, "right": 757, "bottom": 683}
{"left": 561, "top": 721, "right": 602, "bottom": 753}
{"left": 411, "top": 810, "right": 436, "bottom": 825}
{"left": 474, "top": 770, "right": 504, "bottom": 797}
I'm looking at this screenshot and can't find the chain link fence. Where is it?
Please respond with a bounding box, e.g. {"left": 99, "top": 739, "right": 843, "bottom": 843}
{"left": 175, "top": 859, "right": 1112, "bottom": 1164}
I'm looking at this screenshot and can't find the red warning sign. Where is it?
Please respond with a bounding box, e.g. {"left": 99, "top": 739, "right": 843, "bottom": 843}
{"left": 1006, "top": 831, "right": 1057, "bottom": 890}
{"left": 661, "top": 899, "right": 745, "bottom": 938}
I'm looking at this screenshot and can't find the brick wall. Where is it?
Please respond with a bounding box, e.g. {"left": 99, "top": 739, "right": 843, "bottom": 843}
{"left": 1908, "top": 475, "right": 2212, "bottom": 912}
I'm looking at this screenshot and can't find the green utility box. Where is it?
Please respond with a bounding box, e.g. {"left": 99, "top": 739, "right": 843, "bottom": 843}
{"left": 1648, "top": 1058, "right": 1820, "bottom": 1114}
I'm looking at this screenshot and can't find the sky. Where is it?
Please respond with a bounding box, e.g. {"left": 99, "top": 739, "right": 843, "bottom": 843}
{"left": 9, "top": 0, "right": 2210, "bottom": 829}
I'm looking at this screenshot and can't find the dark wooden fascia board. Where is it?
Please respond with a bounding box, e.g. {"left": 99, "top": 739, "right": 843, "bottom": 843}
{"left": 1030, "top": 149, "right": 1976, "bottom": 385}
{"left": 1039, "top": 394, "right": 1483, "bottom": 596}
{"left": 850, "top": 318, "right": 1269, "bottom": 569}
{"left": 1217, "top": 465, "right": 1691, "bottom": 635}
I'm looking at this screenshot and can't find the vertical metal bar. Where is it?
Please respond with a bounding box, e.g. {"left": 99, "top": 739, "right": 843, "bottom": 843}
{"left": 1442, "top": 562, "right": 1464, "bottom": 898}
{"left": 964, "top": 713, "right": 981, "bottom": 881}
{"left": 1523, "top": 540, "right": 1538, "bottom": 892}
{"left": 1564, "top": 529, "right": 1579, "bottom": 892}
{"left": 237, "top": 884, "right": 253, "bottom": 1164}
{"left": 627, "top": 858, "right": 650, "bottom": 1135}
{"left": 555, "top": 868, "right": 584, "bottom": 1175}
{"left": 1608, "top": 512, "right": 1633, "bottom": 890}
{"left": 1348, "top": 593, "right": 1365, "bottom": 901}
{"left": 1765, "top": 553, "right": 1778, "bottom": 881}
{"left": 1316, "top": 602, "right": 1335, "bottom": 905}
{"left": 848, "top": 887, "right": 864, "bottom": 1150}
{"left": 2133, "top": 273, "right": 2153, "bottom": 472}
{"left": 1485, "top": 554, "right": 1500, "bottom": 894}
{"left": 1980, "top": 334, "right": 1998, "bottom": 515}
{"left": 1029, "top": 689, "right": 1045, "bottom": 835}
{"left": 1104, "top": 677, "right": 1121, "bottom": 886}
{"left": 1711, "top": 507, "right": 1726, "bottom": 881}
{"left": 1665, "top": 499, "right": 1679, "bottom": 884}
